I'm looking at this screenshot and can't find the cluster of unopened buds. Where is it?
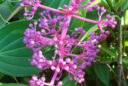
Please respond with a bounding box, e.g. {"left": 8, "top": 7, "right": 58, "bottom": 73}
{"left": 20, "top": 0, "right": 117, "bottom": 86}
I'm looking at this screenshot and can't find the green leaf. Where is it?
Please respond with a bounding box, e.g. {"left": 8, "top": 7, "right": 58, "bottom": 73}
{"left": 101, "top": 0, "right": 110, "bottom": 9}
{"left": 79, "top": 10, "right": 99, "bottom": 41}
{"left": 34, "top": 0, "right": 70, "bottom": 19}
{"left": 123, "top": 31, "right": 128, "bottom": 35}
{"left": 0, "top": 1, "right": 20, "bottom": 29}
{"left": 83, "top": 10, "right": 99, "bottom": 30}
{"left": 81, "top": 25, "right": 98, "bottom": 41}
{"left": 41, "top": 0, "right": 70, "bottom": 9}
{"left": 72, "top": 10, "right": 99, "bottom": 51}
{"left": 115, "top": 0, "right": 125, "bottom": 11}
{"left": 99, "top": 47, "right": 117, "bottom": 57}
{"left": 124, "top": 10, "right": 128, "bottom": 25}
{"left": 94, "top": 63, "right": 110, "bottom": 86}
{"left": 123, "top": 58, "right": 128, "bottom": 70}
{"left": 0, "top": 20, "right": 41, "bottom": 77}
{"left": 70, "top": 0, "right": 88, "bottom": 31}
{"left": 0, "top": 1, "right": 11, "bottom": 28}
{"left": 121, "top": 0, "right": 128, "bottom": 11}
{"left": 0, "top": 0, "right": 5, "bottom": 4}
{"left": 106, "top": 0, "right": 114, "bottom": 10}
{"left": 62, "top": 76, "right": 77, "bottom": 86}
{"left": 58, "top": 0, "right": 70, "bottom": 8}
{"left": 42, "top": 45, "right": 55, "bottom": 60}
{"left": 105, "top": 0, "right": 117, "bottom": 12}
{"left": 0, "top": 83, "right": 27, "bottom": 86}
{"left": 0, "top": 72, "right": 3, "bottom": 79}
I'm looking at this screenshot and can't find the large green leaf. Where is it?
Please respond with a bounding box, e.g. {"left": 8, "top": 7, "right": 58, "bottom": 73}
{"left": 0, "top": 20, "right": 41, "bottom": 77}
{"left": 0, "top": 83, "right": 27, "bottom": 86}
{"left": 94, "top": 63, "right": 110, "bottom": 86}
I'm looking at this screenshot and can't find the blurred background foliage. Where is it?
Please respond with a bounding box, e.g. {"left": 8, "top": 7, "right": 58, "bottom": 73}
{"left": 0, "top": 0, "right": 128, "bottom": 86}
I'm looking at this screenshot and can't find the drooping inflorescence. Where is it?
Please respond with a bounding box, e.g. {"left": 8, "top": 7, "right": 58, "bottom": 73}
{"left": 21, "top": 0, "right": 117, "bottom": 86}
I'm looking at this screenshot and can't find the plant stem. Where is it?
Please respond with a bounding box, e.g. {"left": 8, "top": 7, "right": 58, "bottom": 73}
{"left": 117, "top": 17, "right": 122, "bottom": 86}
{"left": 7, "top": 6, "right": 22, "bottom": 22}
{"left": 72, "top": 15, "right": 98, "bottom": 24}
{"left": 49, "top": 1, "right": 73, "bottom": 85}
{"left": 50, "top": 66, "right": 60, "bottom": 85}
{"left": 37, "top": 4, "right": 98, "bottom": 24}
{"left": 37, "top": 0, "right": 40, "bottom": 4}
{"left": 61, "top": 16, "right": 72, "bottom": 40}
{"left": 122, "top": 66, "right": 127, "bottom": 86}
{"left": 122, "top": 18, "right": 127, "bottom": 86}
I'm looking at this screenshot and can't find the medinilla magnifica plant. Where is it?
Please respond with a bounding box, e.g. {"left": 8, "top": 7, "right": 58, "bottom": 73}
{"left": 20, "top": 0, "right": 117, "bottom": 86}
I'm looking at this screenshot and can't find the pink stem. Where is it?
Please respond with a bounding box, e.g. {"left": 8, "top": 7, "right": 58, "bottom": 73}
{"left": 72, "top": 15, "right": 98, "bottom": 24}
{"left": 49, "top": 1, "right": 73, "bottom": 85}
{"left": 61, "top": 16, "right": 72, "bottom": 40}
{"left": 49, "top": 0, "right": 74, "bottom": 84}
{"left": 67, "top": 53, "right": 81, "bottom": 57}
{"left": 37, "top": 4, "right": 64, "bottom": 13}
{"left": 50, "top": 66, "right": 60, "bottom": 85}
{"left": 37, "top": 4, "right": 98, "bottom": 24}
{"left": 37, "top": 0, "right": 40, "bottom": 4}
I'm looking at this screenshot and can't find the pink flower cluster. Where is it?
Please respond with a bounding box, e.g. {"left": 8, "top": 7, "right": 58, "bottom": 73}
{"left": 21, "top": 0, "right": 117, "bottom": 86}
